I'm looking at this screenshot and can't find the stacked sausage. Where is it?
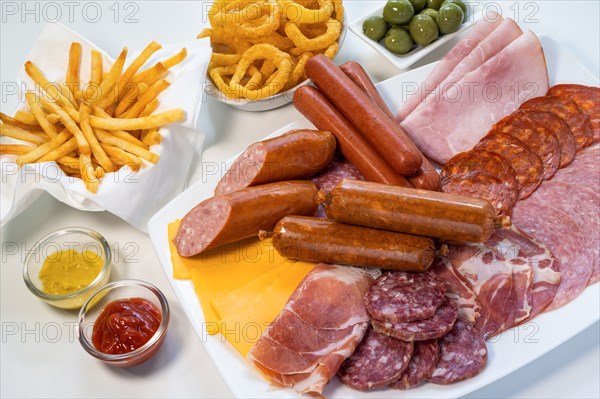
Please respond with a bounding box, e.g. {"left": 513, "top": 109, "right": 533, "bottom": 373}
{"left": 338, "top": 271, "right": 487, "bottom": 391}
{"left": 441, "top": 84, "right": 597, "bottom": 217}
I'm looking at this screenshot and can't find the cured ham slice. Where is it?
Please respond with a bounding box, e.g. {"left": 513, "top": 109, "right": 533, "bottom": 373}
{"left": 444, "top": 242, "right": 515, "bottom": 339}
{"left": 401, "top": 31, "right": 549, "bottom": 164}
{"left": 247, "top": 264, "right": 379, "bottom": 395}
{"left": 397, "top": 12, "right": 504, "bottom": 121}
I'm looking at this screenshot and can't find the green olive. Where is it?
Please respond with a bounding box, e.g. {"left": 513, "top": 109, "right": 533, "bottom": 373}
{"left": 419, "top": 8, "right": 438, "bottom": 20}
{"left": 436, "top": 3, "right": 464, "bottom": 34}
{"left": 408, "top": 0, "right": 427, "bottom": 13}
{"left": 409, "top": 14, "right": 439, "bottom": 46}
{"left": 426, "top": 0, "right": 444, "bottom": 10}
{"left": 363, "top": 16, "right": 389, "bottom": 41}
{"left": 442, "top": 0, "right": 467, "bottom": 16}
{"left": 383, "top": 0, "right": 415, "bottom": 25}
{"left": 384, "top": 27, "right": 414, "bottom": 54}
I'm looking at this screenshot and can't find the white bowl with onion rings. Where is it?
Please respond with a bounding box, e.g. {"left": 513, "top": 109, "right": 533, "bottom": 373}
{"left": 205, "top": 11, "right": 347, "bottom": 112}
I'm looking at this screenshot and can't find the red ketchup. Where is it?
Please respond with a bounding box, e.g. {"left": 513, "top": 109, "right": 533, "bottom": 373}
{"left": 92, "top": 297, "right": 162, "bottom": 355}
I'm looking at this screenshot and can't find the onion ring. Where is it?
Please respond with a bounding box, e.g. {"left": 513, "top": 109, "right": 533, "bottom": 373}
{"left": 284, "top": 18, "right": 341, "bottom": 51}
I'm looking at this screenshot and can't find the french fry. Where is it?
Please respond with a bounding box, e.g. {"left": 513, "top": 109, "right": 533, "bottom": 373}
{"left": 94, "top": 166, "right": 105, "bottom": 179}
{"left": 66, "top": 43, "right": 82, "bottom": 100}
{"left": 112, "top": 83, "right": 141, "bottom": 116}
{"left": 79, "top": 152, "right": 99, "bottom": 193}
{"left": 139, "top": 99, "right": 159, "bottom": 117}
{"left": 40, "top": 98, "right": 90, "bottom": 154}
{"left": 90, "top": 50, "right": 103, "bottom": 85}
{"left": 46, "top": 113, "right": 62, "bottom": 124}
{"left": 92, "top": 107, "right": 149, "bottom": 149}
{"left": 95, "top": 128, "right": 159, "bottom": 163}
{"left": 162, "top": 47, "right": 187, "bottom": 69}
{"left": 16, "top": 129, "right": 71, "bottom": 166}
{"left": 37, "top": 137, "right": 78, "bottom": 162}
{"left": 1, "top": 112, "right": 43, "bottom": 131}
{"left": 121, "top": 80, "right": 169, "bottom": 118}
{"left": 79, "top": 104, "right": 115, "bottom": 171}
{"left": 0, "top": 123, "right": 48, "bottom": 145}
{"left": 25, "top": 92, "right": 59, "bottom": 138}
{"left": 101, "top": 143, "right": 142, "bottom": 171}
{"left": 0, "top": 144, "right": 35, "bottom": 155}
{"left": 141, "top": 129, "right": 162, "bottom": 146}
{"left": 24, "top": 61, "right": 76, "bottom": 110}
{"left": 115, "top": 41, "right": 162, "bottom": 103}
{"left": 131, "top": 62, "right": 168, "bottom": 86}
{"left": 56, "top": 156, "right": 80, "bottom": 174}
{"left": 90, "top": 108, "right": 184, "bottom": 130}
{"left": 12, "top": 111, "right": 40, "bottom": 126}
{"left": 88, "top": 47, "right": 128, "bottom": 106}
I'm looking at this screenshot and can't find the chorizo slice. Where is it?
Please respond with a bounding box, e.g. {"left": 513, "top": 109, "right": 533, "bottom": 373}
{"left": 442, "top": 172, "right": 514, "bottom": 217}
{"left": 548, "top": 84, "right": 600, "bottom": 144}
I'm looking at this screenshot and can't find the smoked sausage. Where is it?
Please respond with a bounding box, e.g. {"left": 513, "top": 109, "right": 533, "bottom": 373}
{"left": 266, "top": 216, "right": 438, "bottom": 272}
{"left": 215, "top": 130, "right": 335, "bottom": 195}
{"left": 304, "top": 55, "right": 423, "bottom": 176}
{"left": 174, "top": 181, "right": 318, "bottom": 257}
{"left": 320, "top": 179, "right": 507, "bottom": 243}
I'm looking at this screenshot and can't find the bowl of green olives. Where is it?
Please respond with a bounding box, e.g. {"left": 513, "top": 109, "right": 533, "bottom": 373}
{"left": 350, "top": 0, "right": 483, "bottom": 69}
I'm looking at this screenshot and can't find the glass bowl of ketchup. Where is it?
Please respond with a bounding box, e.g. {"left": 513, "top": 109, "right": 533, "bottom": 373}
{"left": 77, "top": 279, "right": 170, "bottom": 367}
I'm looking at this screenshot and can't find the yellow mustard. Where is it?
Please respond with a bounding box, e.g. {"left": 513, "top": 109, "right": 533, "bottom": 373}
{"left": 39, "top": 250, "right": 104, "bottom": 295}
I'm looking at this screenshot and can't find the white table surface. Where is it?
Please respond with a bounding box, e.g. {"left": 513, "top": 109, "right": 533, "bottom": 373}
{"left": 1, "top": 1, "right": 599, "bottom": 398}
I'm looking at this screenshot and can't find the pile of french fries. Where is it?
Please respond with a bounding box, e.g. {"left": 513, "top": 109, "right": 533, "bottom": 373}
{"left": 0, "top": 41, "right": 187, "bottom": 193}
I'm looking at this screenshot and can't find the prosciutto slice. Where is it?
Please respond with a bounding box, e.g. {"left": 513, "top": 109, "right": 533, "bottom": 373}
{"left": 247, "top": 264, "right": 379, "bottom": 395}
{"left": 401, "top": 31, "right": 549, "bottom": 164}
{"left": 397, "top": 12, "right": 504, "bottom": 121}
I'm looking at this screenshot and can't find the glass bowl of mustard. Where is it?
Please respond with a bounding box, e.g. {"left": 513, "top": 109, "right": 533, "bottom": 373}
{"left": 23, "top": 227, "right": 112, "bottom": 309}
{"left": 77, "top": 279, "right": 170, "bottom": 367}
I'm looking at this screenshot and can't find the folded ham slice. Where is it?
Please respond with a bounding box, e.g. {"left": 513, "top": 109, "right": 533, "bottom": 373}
{"left": 247, "top": 264, "right": 379, "bottom": 395}
{"left": 401, "top": 31, "right": 549, "bottom": 164}
{"left": 397, "top": 12, "right": 504, "bottom": 121}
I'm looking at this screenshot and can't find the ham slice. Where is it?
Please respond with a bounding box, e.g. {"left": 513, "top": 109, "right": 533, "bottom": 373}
{"left": 397, "top": 12, "right": 504, "bottom": 121}
{"left": 401, "top": 31, "right": 549, "bottom": 164}
{"left": 247, "top": 264, "right": 379, "bottom": 395}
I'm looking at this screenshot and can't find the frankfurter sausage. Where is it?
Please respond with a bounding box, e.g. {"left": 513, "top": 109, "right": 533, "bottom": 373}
{"left": 339, "top": 61, "right": 441, "bottom": 191}
{"left": 320, "top": 180, "right": 509, "bottom": 243}
{"left": 294, "top": 86, "right": 412, "bottom": 187}
{"left": 174, "top": 181, "right": 318, "bottom": 257}
{"left": 215, "top": 130, "right": 335, "bottom": 196}
{"left": 265, "top": 216, "right": 437, "bottom": 271}
{"left": 305, "top": 55, "right": 423, "bottom": 176}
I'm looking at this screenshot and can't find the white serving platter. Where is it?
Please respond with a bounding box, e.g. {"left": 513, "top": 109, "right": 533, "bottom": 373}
{"left": 349, "top": 3, "right": 483, "bottom": 70}
{"left": 147, "top": 35, "right": 600, "bottom": 398}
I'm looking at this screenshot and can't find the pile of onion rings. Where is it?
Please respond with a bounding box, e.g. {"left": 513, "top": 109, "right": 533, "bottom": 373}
{"left": 199, "top": 0, "right": 344, "bottom": 100}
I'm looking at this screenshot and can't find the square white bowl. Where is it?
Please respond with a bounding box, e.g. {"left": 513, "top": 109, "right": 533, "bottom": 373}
{"left": 350, "top": 2, "right": 483, "bottom": 69}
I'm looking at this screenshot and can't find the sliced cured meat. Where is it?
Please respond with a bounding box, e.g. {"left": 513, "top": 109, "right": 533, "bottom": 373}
{"left": 338, "top": 328, "right": 413, "bottom": 391}
{"left": 390, "top": 340, "right": 439, "bottom": 389}
{"left": 247, "top": 264, "right": 379, "bottom": 395}
{"left": 446, "top": 242, "right": 515, "bottom": 339}
{"left": 476, "top": 132, "right": 544, "bottom": 199}
{"left": 520, "top": 95, "right": 594, "bottom": 152}
{"left": 492, "top": 110, "right": 561, "bottom": 180}
{"left": 312, "top": 158, "right": 365, "bottom": 218}
{"left": 401, "top": 31, "right": 549, "bottom": 164}
{"left": 548, "top": 84, "right": 600, "bottom": 144}
{"left": 512, "top": 201, "right": 590, "bottom": 311}
{"left": 397, "top": 13, "right": 504, "bottom": 121}
{"left": 430, "top": 258, "right": 482, "bottom": 324}
{"left": 372, "top": 298, "right": 458, "bottom": 341}
{"left": 429, "top": 320, "right": 487, "bottom": 384}
{"left": 441, "top": 149, "right": 519, "bottom": 205}
{"left": 551, "top": 147, "right": 600, "bottom": 190}
{"left": 365, "top": 271, "right": 446, "bottom": 324}
{"left": 442, "top": 172, "right": 514, "bottom": 217}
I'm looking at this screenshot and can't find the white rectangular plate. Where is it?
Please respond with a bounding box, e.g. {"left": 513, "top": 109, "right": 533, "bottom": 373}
{"left": 148, "top": 36, "right": 600, "bottom": 398}
{"left": 349, "top": 4, "right": 482, "bottom": 69}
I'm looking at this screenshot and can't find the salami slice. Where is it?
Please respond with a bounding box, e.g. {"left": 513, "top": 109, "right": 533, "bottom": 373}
{"left": 442, "top": 172, "right": 514, "bottom": 217}
{"left": 520, "top": 95, "right": 594, "bottom": 152}
{"left": 365, "top": 272, "right": 446, "bottom": 324}
{"left": 492, "top": 110, "right": 561, "bottom": 180}
{"left": 338, "top": 328, "right": 413, "bottom": 391}
{"left": 372, "top": 298, "right": 458, "bottom": 341}
{"left": 390, "top": 340, "right": 439, "bottom": 389}
{"left": 429, "top": 320, "right": 487, "bottom": 384}
{"left": 441, "top": 149, "right": 519, "bottom": 205}
{"left": 548, "top": 84, "right": 600, "bottom": 144}
{"left": 476, "top": 132, "right": 543, "bottom": 199}
{"left": 552, "top": 147, "right": 600, "bottom": 190}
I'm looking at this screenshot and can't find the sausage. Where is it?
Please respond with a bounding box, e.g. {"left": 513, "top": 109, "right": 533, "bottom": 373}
{"left": 320, "top": 179, "right": 507, "bottom": 243}
{"left": 339, "top": 61, "right": 441, "bottom": 191}
{"left": 266, "top": 216, "right": 438, "bottom": 272}
{"left": 304, "top": 55, "right": 423, "bottom": 176}
{"left": 294, "top": 85, "right": 412, "bottom": 187}
{"left": 174, "top": 181, "right": 318, "bottom": 257}
{"left": 214, "top": 130, "right": 335, "bottom": 196}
